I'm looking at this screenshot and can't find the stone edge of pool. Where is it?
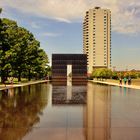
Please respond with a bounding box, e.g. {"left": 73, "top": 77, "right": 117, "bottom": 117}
{"left": 89, "top": 80, "right": 140, "bottom": 90}
{"left": 1, "top": 80, "right": 140, "bottom": 91}
{"left": 0, "top": 80, "right": 49, "bottom": 91}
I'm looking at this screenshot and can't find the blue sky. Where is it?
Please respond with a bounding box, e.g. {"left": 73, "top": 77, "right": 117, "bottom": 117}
{"left": 1, "top": 0, "right": 140, "bottom": 70}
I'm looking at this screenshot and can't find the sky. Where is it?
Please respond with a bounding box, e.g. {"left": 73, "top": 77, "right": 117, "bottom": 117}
{"left": 1, "top": 0, "right": 140, "bottom": 70}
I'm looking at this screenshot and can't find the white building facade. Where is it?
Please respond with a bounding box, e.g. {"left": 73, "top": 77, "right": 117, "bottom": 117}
{"left": 83, "top": 7, "right": 111, "bottom": 74}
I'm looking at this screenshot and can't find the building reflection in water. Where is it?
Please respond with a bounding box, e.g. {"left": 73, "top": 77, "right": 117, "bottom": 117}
{"left": 52, "top": 81, "right": 111, "bottom": 140}
{"left": 86, "top": 82, "right": 111, "bottom": 140}
{"left": 52, "top": 81, "right": 87, "bottom": 104}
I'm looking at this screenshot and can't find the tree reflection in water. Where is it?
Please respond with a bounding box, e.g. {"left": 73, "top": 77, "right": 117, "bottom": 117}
{"left": 0, "top": 83, "right": 49, "bottom": 140}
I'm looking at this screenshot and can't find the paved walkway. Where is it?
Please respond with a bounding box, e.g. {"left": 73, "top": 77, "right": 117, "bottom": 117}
{"left": 90, "top": 80, "right": 140, "bottom": 90}
{"left": 0, "top": 80, "right": 49, "bottom": 91}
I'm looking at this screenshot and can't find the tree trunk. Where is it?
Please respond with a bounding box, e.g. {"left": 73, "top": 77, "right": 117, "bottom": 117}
{"left": 18, "top": 70, "right": 21, "bottom": 82}
{"left": 28, "top": 69, "right": 31, "bottom": 81}
{"left": 1, "top": 70, "right": 6, "bottom": 84}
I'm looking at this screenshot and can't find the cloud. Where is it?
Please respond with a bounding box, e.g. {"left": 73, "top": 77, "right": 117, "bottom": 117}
{"left": 1, "top": 0, "right": 140, "bottom": 34}
{"left": 42, "top": 32, "right": 62, "bottom": 37}
{"left": 30, "top": 22, "right": 41, "bottom": 29}
{"left": 53, "top": 17, "right": 71, "bottom": 23}
{"left": 0, "top": 0, "right": 87, "bottom": 22}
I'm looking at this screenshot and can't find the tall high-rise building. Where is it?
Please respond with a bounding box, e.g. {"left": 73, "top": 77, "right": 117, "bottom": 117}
{"left": 83, "top": 7, "right": 111, "bottom": 74}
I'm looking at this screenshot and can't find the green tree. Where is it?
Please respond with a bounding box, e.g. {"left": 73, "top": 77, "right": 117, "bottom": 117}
{"left": 92, "top": 68, "right": 112, "bottom": 80}
{"left": 26, "top": 48, "right": 49, "bottom": 81}
{"left": 0, "top": 18, "right": 18, "bottom": 83}
{"left": 0, "top": 18, "right": 49, "bottom": 82}
{"left": 112, "top": 71, "right": 118, "bottom": 79}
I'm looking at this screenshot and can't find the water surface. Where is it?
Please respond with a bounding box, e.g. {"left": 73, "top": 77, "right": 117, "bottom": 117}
{"left": 0, "top": 82, "right": 140, "bottom": 140}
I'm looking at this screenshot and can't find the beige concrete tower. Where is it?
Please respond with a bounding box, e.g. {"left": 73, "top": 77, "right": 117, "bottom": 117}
{"left": 83, "top": 7, "right": 111, "bottom": 74}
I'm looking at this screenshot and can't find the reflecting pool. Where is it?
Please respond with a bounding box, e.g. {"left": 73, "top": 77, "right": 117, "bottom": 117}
{"left": 0, "top": 82, "right": 140, "bottom": 140}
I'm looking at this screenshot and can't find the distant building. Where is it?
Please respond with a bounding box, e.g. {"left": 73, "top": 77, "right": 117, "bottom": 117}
{"left": 83, "top": 7, "right": 111, "bottom": 74}
{"left": 52, "top": 54, "right": 87, "bottom": 84}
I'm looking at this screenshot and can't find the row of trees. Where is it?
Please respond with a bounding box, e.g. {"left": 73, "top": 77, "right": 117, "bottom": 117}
{"left": 0, "top": 9, "right": 49, "bottom": 83}
{"left": 112, "top": 70, "right": 140, "bottom": 79}
{"left": 91, "top": 68, "right": 140, "bottom": 80}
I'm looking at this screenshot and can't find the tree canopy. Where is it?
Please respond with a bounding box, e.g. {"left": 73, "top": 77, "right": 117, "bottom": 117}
{"left": 92, "top": 68, "right": 113, "bottom": 80}
{"left": 0, "top": 18, "right": 49, "bottom": 82}
{"left": 91, "top": 68, "right": 140, "bottom": 80}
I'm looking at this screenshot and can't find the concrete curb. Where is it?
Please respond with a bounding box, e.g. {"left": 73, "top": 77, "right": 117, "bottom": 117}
{"left": 0, "top": 80, "right": 49, "bottom": 91}
{"left": 90, "top": 80, "right": 140, "bottom": 90}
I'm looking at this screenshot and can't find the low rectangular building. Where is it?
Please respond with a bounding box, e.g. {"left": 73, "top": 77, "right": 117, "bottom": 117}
{"left": 52, "top": 54, "right": 87, "bottom": 83}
